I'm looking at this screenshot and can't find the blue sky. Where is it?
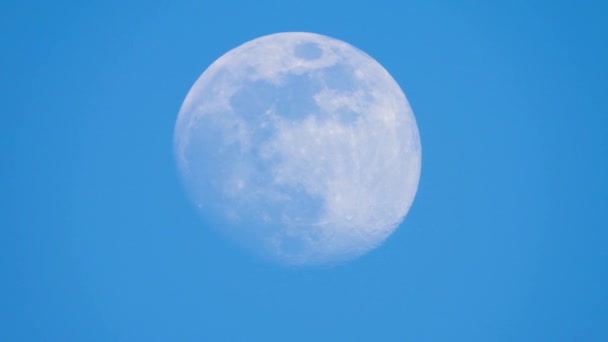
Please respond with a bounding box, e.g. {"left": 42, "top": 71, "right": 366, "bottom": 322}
{"left": 2, "top": 0, "right": 607, "bottom": 341}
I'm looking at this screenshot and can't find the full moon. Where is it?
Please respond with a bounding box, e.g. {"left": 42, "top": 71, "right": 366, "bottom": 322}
{"left": 174, "top": 32, "right": 421, "bottom": 265}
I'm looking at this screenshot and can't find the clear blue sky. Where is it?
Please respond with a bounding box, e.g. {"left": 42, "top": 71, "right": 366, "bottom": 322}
{"left": 2, "top": 0, "right": 607, "bottom": 341}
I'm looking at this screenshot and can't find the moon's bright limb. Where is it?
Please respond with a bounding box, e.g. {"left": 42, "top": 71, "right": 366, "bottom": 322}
{"left": 174, "top": 32, "right": 421, "bottom": 265}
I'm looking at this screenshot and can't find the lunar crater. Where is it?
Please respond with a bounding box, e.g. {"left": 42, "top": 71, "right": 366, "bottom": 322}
{"left": 294, "top": 42, "right": 323, "bottom": 60}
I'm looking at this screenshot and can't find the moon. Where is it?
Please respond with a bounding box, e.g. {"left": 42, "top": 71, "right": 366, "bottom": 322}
{"left": 174, "top": 32, "right": 421, "bottom": 265}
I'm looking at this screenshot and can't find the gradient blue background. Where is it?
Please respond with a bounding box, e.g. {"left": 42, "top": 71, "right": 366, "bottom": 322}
{"left": 2, "top": 0, "right": 607, "bottom": 341}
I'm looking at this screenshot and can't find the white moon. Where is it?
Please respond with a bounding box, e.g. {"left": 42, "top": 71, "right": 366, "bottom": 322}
{"left": 174, "top": 32, "right": 421, "bottom": 265}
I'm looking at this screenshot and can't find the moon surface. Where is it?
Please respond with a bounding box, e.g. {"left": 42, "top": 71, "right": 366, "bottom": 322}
{"left": 174, "top": 32, "right": 421, "bottom": 265}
